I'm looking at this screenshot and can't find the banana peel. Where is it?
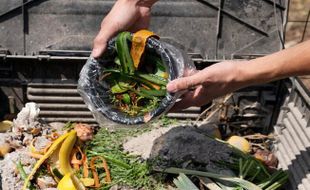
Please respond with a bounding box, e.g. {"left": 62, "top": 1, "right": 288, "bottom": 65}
{"left": 0, "top": 120, "right": 13, "bottom": 132}
{"left": 57, "top": 173, "right": 86, "bottom": 190}
{"left": 80, "top": 178, "right": 95, "bottom": 187}
{"left": 57, "top": 173, "right": 77, "bottom": 190}
{"left": 23, "top": 129, "right": 92, "bottom": 190}
{"left": 22, "top": 130, "right": 76, "bottom": 190}
{"left": 59, "top": 130, "right": 77, "bottom": 175}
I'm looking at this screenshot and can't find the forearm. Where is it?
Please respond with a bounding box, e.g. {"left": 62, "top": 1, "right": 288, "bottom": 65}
{"left": 237, "top": 40, "right": 310, "bottom": 87}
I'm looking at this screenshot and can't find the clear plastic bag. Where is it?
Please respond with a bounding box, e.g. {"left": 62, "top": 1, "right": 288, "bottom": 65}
{"left": 78, "top": 37, "right": 195, "bottom": 126}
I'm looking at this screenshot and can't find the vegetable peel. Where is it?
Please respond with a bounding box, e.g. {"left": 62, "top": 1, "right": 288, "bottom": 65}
{"left": 59, "top": 130, "right": 77, "bottom": 175}
{"left": 130, "top": 29, "right": 158, "bottom": 69}
{"left": 227, "top": 136, "right": 251, "bottom": 153}
{"left": 90, "top": 156, "right": 111, "bottom": 188}
{"left": 22, "top": 131, "right": 72, "bottom": 190}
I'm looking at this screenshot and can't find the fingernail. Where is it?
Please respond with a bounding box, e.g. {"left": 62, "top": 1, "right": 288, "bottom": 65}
{"left": 167, "top": 82, "right": 177, "bottom": 93}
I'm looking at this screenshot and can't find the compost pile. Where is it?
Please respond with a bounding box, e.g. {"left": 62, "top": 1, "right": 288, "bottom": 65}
{"left": 0, "top": 103, "right": 159, "bottom": 190}
{"left": 0, "top": 102, "right": 289, "bottom": 190}
{"left": 0, "top": 106, "right": 153, "bottom": 190}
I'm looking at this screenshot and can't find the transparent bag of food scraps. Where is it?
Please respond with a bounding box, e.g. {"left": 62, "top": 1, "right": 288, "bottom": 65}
{"left": 78, "top": 36, "right": 196, "bottom": 126}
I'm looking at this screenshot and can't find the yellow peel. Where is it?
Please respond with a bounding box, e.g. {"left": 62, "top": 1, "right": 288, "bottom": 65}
{"left": 227, "top": 136, "right": 251, "bottom": 153}
{"left": 130, "top": 29, "right": 158, "bottom": 69}
{"left": 80, "top": 178, "right": 95, "bottom": 187}
{"left": 71, "top": 174, "right": 86, "bottom": 190}
{"left": 0, "top": 120, "right": 13, "bottom": 132}
{"left": 22, "top": 131, "right": 72, "bottom": 190}
{"left": 57, "top": 173, "right": 77, "bottom": 190}
{"left": 29, "top": 138, "right": 44, "bottom": 154}
{"left": 59, "top": 130, "right": 77, "bottom": 175}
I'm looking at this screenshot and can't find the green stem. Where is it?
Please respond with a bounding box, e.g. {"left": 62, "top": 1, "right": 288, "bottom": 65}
{"left": 243, "top": 160, "right": 255, "bottom": 179}
{"left": 264, "top": 172, "right": 288, "bottom": 190}
{"left": 258, "top": 170, "right": 287, "bottom": 189}
{"left": 249, "top": 167, "right": 261, "bottom": 182}
{"left": 159, "top": 167, "right": 262, "bottom": 190}
{"left": 116, "top": 32, "right": 135, "bottom": 75}
{"left": 135, "top": 72, "right": 167, "bottom": 86}
{"left": 140, "top": 88, "right": 166, "bottom": 97}
{"left": 16, "top": 161, "right": 27, "bottom": 180}
{"left": 239, "top": 158, "right": 243, "bottom": 179}
{"left": 16, "top": 161, "right": 35, "bottom": 190}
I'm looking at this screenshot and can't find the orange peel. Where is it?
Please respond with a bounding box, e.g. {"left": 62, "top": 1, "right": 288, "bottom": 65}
{"left": 130, "top": 29, "right": 159, "bottom": 69}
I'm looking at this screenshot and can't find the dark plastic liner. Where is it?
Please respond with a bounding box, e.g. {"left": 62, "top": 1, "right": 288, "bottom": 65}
{"left": 78, "top": 37, "right": 192, "bottom": 125}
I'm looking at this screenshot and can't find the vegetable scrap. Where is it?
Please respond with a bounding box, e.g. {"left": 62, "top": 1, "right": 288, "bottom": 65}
{"left": 158, "top": 133, "right": 288, "bottom": 190}
{"left": 0, "top": 116, "right": 288, "bottom": 190}
{"left": 227, "top": 135, "right": 251, "bottom": 153}
{"left": 17, "top": 123, "right": 111, "bottom": 190}
{"left": 168, "top": 167, "right": 288, "bottom": 190}
{"left": 0, "top": 91, "right": 289, "bottom": 190}
{"left": 100, "top": 30, "right": 168, "bottom": 116}
{"left": 146, "top": 124, "right": 288, "bottom": 190}
{"left": 0, "top": 120, "right": 13, "bottom": 133}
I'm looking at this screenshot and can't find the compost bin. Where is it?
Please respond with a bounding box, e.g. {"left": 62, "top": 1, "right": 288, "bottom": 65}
{"left": 0, "top": 0, "right": 309, "bottom": 189}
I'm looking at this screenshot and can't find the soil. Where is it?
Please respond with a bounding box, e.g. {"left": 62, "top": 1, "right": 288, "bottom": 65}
{"left": 149, "top": 126, "right": 234, "bottom": 174}
{"left": 123, "top": 123, "right": 221, "bottom": 160}
{"left": 123, "top": 126, "right": 174, "bottom": 159}
{"left": 0, "top": 148, "right": 36, "bottom": 190}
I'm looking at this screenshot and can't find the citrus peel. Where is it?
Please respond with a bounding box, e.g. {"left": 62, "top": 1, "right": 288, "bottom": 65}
{"left": 71, "top": 146, "right": 85, "bottom": 170}
{"left": 227, "top": 136, "right": 251, "bottom": 153}
{"left": 130, "top": 29, "right": 159, "bottom": 69}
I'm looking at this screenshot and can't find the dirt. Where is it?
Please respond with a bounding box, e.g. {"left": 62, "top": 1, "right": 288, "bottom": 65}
{"left": 123, "top": 123, "right": 221, "bottom": 160}
{"left": 148, "top": 126, "right": 234, "bottom": 174}
{"left": 0, "top": 148, "right": 36, "bottom": 190}
{"left": 123, "top": 126, "right": 174, "bottom": 159}
{"left": 0, "top": 103, "right": 67, "bottom": 190}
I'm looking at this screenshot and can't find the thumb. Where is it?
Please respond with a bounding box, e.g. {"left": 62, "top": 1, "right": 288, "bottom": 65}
{"left": 167, "top": 73, "right": 204, "bottom": 93}
{"left": 91, "top": 30, "right": 108, "bottom": 58}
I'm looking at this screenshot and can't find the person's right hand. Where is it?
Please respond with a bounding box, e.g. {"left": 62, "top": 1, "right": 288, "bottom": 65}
{"left": 92, "top": 0, "right": 157, "bottom": 58}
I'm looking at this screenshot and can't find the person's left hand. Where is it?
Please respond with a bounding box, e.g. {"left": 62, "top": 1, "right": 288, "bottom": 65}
{"left": 167, "top": 61, "right": 247, "bottom": 111}
{"left": 92, "top": 0, "right": 155, "bottom": 58}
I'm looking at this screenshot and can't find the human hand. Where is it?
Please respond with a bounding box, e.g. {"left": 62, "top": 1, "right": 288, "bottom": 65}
{"left": 167, "top": 40, "right": 310, "bottom": 111}
{"left": 92, "top": 0, "right": 157, "bottom": 58}
{"left": 167, "top": 61, "right": 246, "bottom": 111}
